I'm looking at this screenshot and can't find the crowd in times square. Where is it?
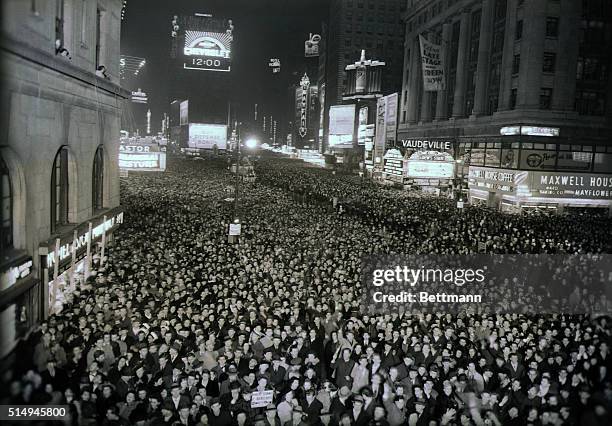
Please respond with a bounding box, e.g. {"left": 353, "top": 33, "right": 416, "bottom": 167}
{"left": 2, "top": 155, "right": 611, "bottom": 426}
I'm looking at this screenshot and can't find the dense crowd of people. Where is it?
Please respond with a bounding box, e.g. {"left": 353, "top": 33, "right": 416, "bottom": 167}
{"left": 2, "top": 154, "right": 611, "bottom": 425}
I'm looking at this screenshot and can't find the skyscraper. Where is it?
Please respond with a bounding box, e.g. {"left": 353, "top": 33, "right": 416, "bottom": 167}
{"left": 319, "top": 0, "right": 406, "bottom": 152}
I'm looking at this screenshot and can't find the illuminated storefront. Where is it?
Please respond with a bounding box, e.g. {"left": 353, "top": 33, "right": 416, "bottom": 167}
{"left": 382, "top": 138, "right": 455, "bottom": 193}
{"left": 0, "top": 255, "right": 38, "bottom": 359}
{"left": 39, "top": 208, "right": 124, "bottom": 316}
{"left": 468, "top": 167, "right": 612, "bottom": 213}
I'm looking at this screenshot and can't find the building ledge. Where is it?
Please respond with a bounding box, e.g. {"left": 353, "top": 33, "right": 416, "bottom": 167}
{"left": 0, "top": 32, "right": 130, "bottom": 100}
{"left": 0, "top": 250, "right": 29, "bottom": 274}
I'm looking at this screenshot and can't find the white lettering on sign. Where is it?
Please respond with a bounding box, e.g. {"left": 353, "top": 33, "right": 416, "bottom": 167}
{"left": 0, "top": 259, "right": 33, "bottom": 291}
{"left": 251, "top": 390, "right": 274, "bottom": 408}
{"left": 119, "top": 145, "right": 151, "bottom": 153}
{"left": 540, "top": 175, "right": 586, "bottom": 187}
{"left": 400, "top": 139, "right": 452, "bottom": 151}
{"left": 469, "top": 169, "right": 516, "bottom": 182}
{"left": 46, "top": 212, "right": 124, "bottom": 267}
{"left": 419, "top": 35, "right": 445, "bottom": 91}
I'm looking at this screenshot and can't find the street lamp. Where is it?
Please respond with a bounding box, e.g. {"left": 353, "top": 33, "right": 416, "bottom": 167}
{"left": 245, "top": 138, "right": 258, "bottom": 150}
{"left": 230, "top": 135, "right": 258, "bottom": 243}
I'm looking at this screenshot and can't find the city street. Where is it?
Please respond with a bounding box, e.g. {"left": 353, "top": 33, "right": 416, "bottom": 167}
{"left": 2, "top": 0, "right": 612, "bottom": 425}
{"left": 4, "top": 154, "right": 611, "bottom": 425}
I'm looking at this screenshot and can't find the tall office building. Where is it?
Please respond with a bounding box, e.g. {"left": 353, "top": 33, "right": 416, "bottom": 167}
{"left": 397, "top": 0, "right": 612, "bottom": 213}
{"left": 319, "top": 0, "right": 406, "bottom": 151}
{"left": 0, "top": 0, "right": 127, "bottom": 358}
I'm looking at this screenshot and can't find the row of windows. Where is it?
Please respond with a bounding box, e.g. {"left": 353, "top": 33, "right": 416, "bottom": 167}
{"left": 0, "top": 146, "right": 105, "bottom": 251}
{"left": 458, "top": 141, "right": 612, "bottom": 173}
{"left": 515, "top": 17, "right": 559, "bottom": 40}
{"left": 507, "top": 87, "right": 606, "bottom": 115}
{"left": 508, "top": 88, "right": 552, "bottom": 109}
{"left": 463, "top": 141, "right": 612, "bottom": 153}
{"left": 510, "top": 53, "right": 608, "bottom": 82}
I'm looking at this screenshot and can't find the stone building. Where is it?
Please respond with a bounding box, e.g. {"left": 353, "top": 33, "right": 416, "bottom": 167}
{"left": 397, "top": 0, "right": 612, "bottom": 213}
{"left": 0, "top": 0, "right": 128, "bottom": 359}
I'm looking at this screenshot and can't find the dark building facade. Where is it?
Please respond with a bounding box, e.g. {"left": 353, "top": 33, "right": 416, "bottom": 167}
{"left": 319, "top": 0, "right": 406, "bottom": 152}
{"left": 398, "top": 0, "right": 612, "bottom": 213}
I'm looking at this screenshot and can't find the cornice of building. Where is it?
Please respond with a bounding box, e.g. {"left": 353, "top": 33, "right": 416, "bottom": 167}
{"left": 0, "top": 32, "right": 130, "bottom": 100}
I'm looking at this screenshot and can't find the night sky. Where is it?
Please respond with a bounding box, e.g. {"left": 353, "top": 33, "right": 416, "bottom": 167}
{"left": 121, "top": 0, "right": 329, "bottom": 134}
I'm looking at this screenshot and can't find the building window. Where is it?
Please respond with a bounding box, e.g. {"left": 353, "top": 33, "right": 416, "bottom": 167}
{"left": 81, "top": 0, "right": 88, "bottom": 45}
{"left": 575, "top": 91, "right": 606, "bottom": 116}
{"left": 512, "top": 54, "right": 520, "bottom": 74}
{"left": 546, "top": 17, "right": 559, "bottom": 37}
{"left": 51, "top": 147, "right": 69, "bottom": 233}
{"left": 539, "top": 88, "right": 552, "bottom": 109}
{"left": 95, "top": 8, "right": 102, "bottom": 68}
{"left": 576, "top": 56, "right": 608, "bottom": 81}
{"left": 543, "top": 52, "right": 556, "bottom": 73}
{"left": 402, "top": 110, "right": 407, "bottom": 123}
{"left": 31, "top": 0, "right": 39, "bottom": 15}
{"left": 55, "top": 0, "right": 65, "bottom": 50}
{"left": 510, "top": 88, "right": 517, "bottom": 109}
{"left": 92, "top": 146, "right": 104, "bottom": 211}
{"left": 0, "top": 156, "right": 12, "bottom": 251}
{"left": 515, "top": 19, "right": 523, "bottom": 40}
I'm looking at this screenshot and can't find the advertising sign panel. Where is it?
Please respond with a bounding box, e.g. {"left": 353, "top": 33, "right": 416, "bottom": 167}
{"left": 528, "top": 172, "right": 612, "bottom": 199}
{"left": 407, "top": 161, "right": 455, "bottom": 179}
{"left": 119, "top": 147, "right": 166, "bottom": 171}
{"left": 180, "top": 100, "right": 189, "bottom": 125}
{"left": 406, "top": 151, "right": 454, "bottom": 179}
{"left": 419, "top": 35, "right": 445, "bottom": 91}
{"left": 183, "top": 31, "right": 232, "bottom": 72}
{"left": 500, "top": 126, "right": 560, "bottom": 137}
{"left": 468, "top": 167, "right": 526, "bottom": 194}
{"left": 304, "top": 33, "right": 321, "bottom": 57}
{"left": 329, "top": 105, "right": 356, "bottom": 135}
{"left": 383, "top": 149, "right": 404, "bottom": 180}
{"left": 355, "top": 68, "right": 367, "bottom": 93}
{"left": 385, "top": 93, "right": 398, "bottom": 142}
{"left": 298, "top": 74, "right": 310, "bottom": 138}
{"left": 329, "top": 105, "right": 355, "bottom": 147}
{"left": 373, "top": 97, "right": 387, "bottom": 166}
{"left": 131, "top": 89, "right": 148, "bottom": 104}
{"left": 469, "top": 167, "right": 612, "bottom": 200}
{"left": 188, "top": 124, "right": 228, "bottom": 150}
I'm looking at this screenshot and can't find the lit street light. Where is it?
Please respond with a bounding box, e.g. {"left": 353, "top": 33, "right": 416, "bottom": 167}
{"left": 245, "top": 138, "right": 258, "bottom": 149}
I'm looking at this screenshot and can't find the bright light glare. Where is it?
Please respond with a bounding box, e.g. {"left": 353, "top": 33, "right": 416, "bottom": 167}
{"left": 245, "top": 138, "right": 258, "bottom": 149}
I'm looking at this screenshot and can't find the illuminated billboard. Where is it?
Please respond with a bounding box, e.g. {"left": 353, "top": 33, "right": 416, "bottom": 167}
{"left": 188, "top": 124, "right": 227, "bottom": 150}
{"left": 119, "top": 140, "right": 166, "bottom": 171}
{"left": 183, "top": 31, "right": 232, "bottom": 72}
{"left": 407, "top": 161, "right": 455, "bottom": 178}
{"left": 329, "top": 104, "right": 355, "bottom": 147}
{"left": 180, "top": 100, "right": 189, "bottom": 125}
{"left": 406, "top": 151, "right": 455, "bottom": 179}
